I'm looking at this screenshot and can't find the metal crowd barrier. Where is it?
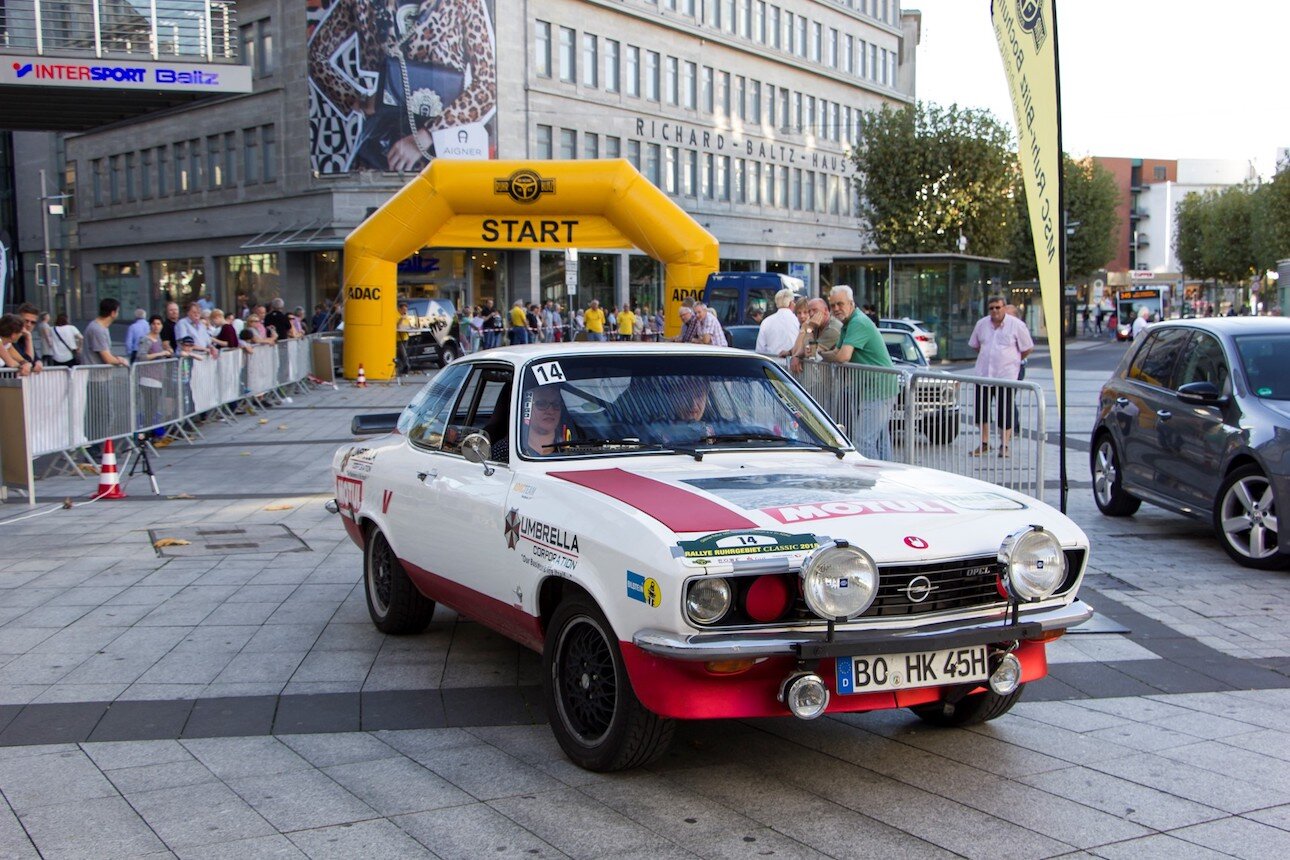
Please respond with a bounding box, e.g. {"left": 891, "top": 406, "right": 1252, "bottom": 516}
{"left": 789, "top": 360, "right": 1046, "bottom": 501}
{"left": 1, "top": 337, "right": 322, "bottom": 501}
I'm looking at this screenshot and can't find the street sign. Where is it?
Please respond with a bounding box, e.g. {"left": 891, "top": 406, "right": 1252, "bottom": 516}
{"left": 1130, "top": 270, "right": 1155, "bottom": 279}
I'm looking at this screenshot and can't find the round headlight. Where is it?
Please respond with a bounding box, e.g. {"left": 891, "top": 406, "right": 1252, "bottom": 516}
{"left": 800, "top": 543, "right": 879, "bottom": 620}
{"left": 999, "top": 527, "right": 1066, "bottom": 601}
{"left": 686, "top": 577, "right": 732, "bottom": 624}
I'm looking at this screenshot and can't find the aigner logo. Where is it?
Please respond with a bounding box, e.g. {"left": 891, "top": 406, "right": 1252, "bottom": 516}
{"left": 494, "top": 169, "right": 555, "bottom": 204}
{"left": 1016, "top": 0, "right": 1047, "bottom": 52}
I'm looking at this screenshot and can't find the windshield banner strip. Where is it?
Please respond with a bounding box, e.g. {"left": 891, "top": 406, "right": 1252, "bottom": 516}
{"left": 549, "top": 469, "right": 758, "bottom": 532}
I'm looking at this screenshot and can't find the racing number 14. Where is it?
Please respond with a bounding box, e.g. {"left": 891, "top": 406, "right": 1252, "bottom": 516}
{"left": 531, "top": 361, "right": 566, "bottom": 385}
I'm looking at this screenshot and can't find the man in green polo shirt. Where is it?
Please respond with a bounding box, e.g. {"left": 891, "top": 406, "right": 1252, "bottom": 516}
{"left": 820, "top": 284, "right": 897, "bottom": 459}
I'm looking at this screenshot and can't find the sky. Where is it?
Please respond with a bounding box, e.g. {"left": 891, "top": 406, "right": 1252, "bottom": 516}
{"left": 909, "top": 0, "right": 1290, "bottom": 177}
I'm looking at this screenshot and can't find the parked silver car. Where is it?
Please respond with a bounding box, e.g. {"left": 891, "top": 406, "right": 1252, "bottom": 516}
{"left": 1090, "top": 317, "right": 1290, "bottom": 569}
{"left": 880, "top": 317, "right": 938, "bottom": 361}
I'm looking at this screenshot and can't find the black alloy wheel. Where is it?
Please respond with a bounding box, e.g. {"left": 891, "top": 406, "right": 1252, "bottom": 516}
{"left": 363, "top": 527, "right": 435, "bottom": 634}
{"left": 1091, "top": 433, "right": 1141, "bottom": 516}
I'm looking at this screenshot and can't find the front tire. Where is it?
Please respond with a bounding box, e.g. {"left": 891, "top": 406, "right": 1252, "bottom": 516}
{"left": 910, "top": 685, "right": 1025, "bottom": 727}
{"left": 438, "top": 342, "right": 459, "bottom": 365}
{"left": 542, "top": 595, "right": 674, "bottom": 771}
{"left": 364, "top": 527, "right": 435, "bottom": 634}
{"left": 1091, "top": 433, "right": 1141, "bottom": 516}
{"left": 1213, "top": 465, "right": 1289, "bottom": 569}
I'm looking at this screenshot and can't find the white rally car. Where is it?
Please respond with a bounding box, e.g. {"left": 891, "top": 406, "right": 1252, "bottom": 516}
{"left": 330, "top": 343, "right": 1091, "bottom": 771}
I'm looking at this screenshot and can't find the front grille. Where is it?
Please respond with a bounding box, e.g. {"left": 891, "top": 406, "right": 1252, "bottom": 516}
{"left": 864, "top": 555, "right": 1004, "bottom": 617}
{"left": 695, "top": 549, "right": 1086, "bottom": 628}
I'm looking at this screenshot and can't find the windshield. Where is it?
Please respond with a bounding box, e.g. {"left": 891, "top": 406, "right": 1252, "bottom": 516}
{"left": 515, "top": 353, "right": 848, "bottom": 459}
{"left": 1234, "top": 334, "right": 1290, "bottom": 400}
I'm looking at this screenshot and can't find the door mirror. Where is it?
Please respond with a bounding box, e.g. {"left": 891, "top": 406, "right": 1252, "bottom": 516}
{"left": 350, "top": 412, "right": 402, "bottom": 435}
{"left": 461, "top": 432, "right": 495, "bottom": 475}
{"left": 1176, "top": 381, "right": 1228, "bottom": 406}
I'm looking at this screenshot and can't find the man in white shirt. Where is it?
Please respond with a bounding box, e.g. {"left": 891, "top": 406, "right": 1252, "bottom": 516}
{"left": 174, "top": 302, "right": 219, "bottom": 357}
{"left": 755, "top": 288, "right": 802, "bottom": 356}
{"left": 1131, "top": 307, "right": 1152, "bottom": 339}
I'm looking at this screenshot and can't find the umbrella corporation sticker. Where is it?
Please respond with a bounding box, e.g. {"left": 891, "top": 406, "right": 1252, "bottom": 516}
{"left": 675, "top": 530, "right": 818, "bottom": 560}
{"left": 504, "top": 508, "right": 579, "bottom": 575}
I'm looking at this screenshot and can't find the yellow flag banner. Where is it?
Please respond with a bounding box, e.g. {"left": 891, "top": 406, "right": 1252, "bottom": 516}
{"left": 991, "top": 0, "right": 1063, "bottom": 413}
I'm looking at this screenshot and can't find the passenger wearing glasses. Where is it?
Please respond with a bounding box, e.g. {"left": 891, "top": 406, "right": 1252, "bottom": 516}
{"left": 967, "top": 296, "right": 1034, "bottom": 458}
{"left": 521, "top": 386, "right": 569, "bottom": 457}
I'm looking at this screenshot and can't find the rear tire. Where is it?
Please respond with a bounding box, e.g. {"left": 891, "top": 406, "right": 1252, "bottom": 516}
{"left": 363, "top": 528, "right": 435, "bottom": 634}
{"left": 910, "top": 685, "right": 1025, "bottom": 727}
{"left": 920, "top": 413, "right": 960, "bottom": 445}
{"left": 1091, "top": 433, "right": 1141, "bottom": 516}
{"left": 543, "top": 594, "right": 674, "bottom": 771}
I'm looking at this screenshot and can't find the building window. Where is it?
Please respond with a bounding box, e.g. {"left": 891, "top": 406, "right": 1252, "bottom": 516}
{"left": 795, "top": 17, "right": 806, "bottom": 57}
{"left": 783, "top": 11, "right": 794, "bottom": 53}
{"left": 870, "top": 43, "right": 878, "bottom": 80}
{"left": 174, "top": 142, "right": 188, "bottom": 192}
{"left": 605, "top": 136, "right": 621, "bottom": 158}
{"left": 793, "top": 91, "right": 803, "bottom": 132}
{"left": 735, "top": 158, "right": 745, "bottom": 203}
{"left": 207, "top": 134, "right": 223, "bottom": 189}
{"left": 734, "top": 75, "right": 745, "bottom": 120}
{"left": 261, "top": 126, "right": 276, "bottom": 182}
{"left": 665, "top": 146, "right": 678, "bottom": 193}
{"left": 156, "top": 146, "right": 168, "bottom": 197}
{"left": 702, "top": 66, "right": 714, "bottom": 113}
{"left": 1153, "top": 165, "right": 1166, "bottom": 181}
{"left": 239, "top": 18, "right": 274, "bottom": 79}
{"left": 646, "top": 143, "right": 661, "bottom": 186}
{"left": 844, "top": 34, "right": 854, "bottom": 74}
{"left": 755, "top": 1, "right": 766, "bottom": 42}
{"left": 803, "top": 170, "right": 814, "bottom": 211}
{"left": 717, "top": 155, "right": 730, "bottom": 201}
{"left": 769, "top": 5, "right": 780, "bottom": 49}
{"left": 748, "top": 161, "right": 760, "bottom": 204}
{"left": 718, "top": 71, "right": 730, "bottom": 116}
{"left": 584, "top": 131, "right": 599, "bottom": 159}
{"left": 645, "top": 51, "right": 660, "bottom": 100}
{"left": 626, "top": 45, "right": 640, "bottom": 97}
{"left": 683, "top": 61, "right": 696, "bottom": 110}
{"left": 778, "top": 87, "right": 789, "bottom": 128}
{"left": 559, "top": 27, "right": 576, "bottom": 82}
{"left": 749, "top": 80, "right": 761, "bottom": 123}
{"left": 685, "top": 150, "right": 698, "bottom": 196}
{"left": 242, "top": 128, "right": 258, "bottom": 185}
{"left": 535, "top": 21, "right": 552, "bottom": 77}
{"left": 124, "top": 152, "right": 136, "bottom": 201}
{"left": 829, "top": 103, "right": 839, "bottom": 142}
{"left": 665, "top": 56, "right": 678, "bottom": 105}
{"left": 560, "top": 128, "right": 577, "bottom": 159}
{"left": 605, "top": 39, "right": 619, "bottom": 92}
{"left": 627, "top": 138, "right": 641, "bottom": 169}
{"left": 764, "top": 162, "right": 775, "bottom": 206}
{"left": 140, "top": 149, "right": 152, "bottom": 199}
{"left": 583, "top": 33, "right": 598, "bottom": 87}
{"left": 536, "top": 124, "right": 553, "bottom": 158}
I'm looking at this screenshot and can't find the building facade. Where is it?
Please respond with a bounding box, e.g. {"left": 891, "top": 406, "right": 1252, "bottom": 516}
{"left": 13, "top": 0, "right": 920, "bottom": 321}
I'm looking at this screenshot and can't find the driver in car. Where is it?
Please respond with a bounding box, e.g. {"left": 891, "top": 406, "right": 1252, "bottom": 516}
{"left": 521, "top": 386, "right": 569, "bottom": 457}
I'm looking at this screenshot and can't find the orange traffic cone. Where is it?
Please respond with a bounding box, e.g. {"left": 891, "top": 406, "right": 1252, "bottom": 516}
{"left": 356, "top": 364, "right": 367, "bottom": 387}
{"left": 91, "top": 438, "right": 127, "bottom": 500}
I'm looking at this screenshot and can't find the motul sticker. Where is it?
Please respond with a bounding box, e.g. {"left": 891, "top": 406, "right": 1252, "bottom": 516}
{"left": 336, "top": 476, "right": 363, "bottom": 518}
{"left": 763, "top": 499, "right": 955, "bottom": 524}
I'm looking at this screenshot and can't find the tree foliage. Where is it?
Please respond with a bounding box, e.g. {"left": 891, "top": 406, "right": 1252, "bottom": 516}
{"left": 851, "top": 102, "right": 1015, "bottom": 257}
{"left": 1252, "top": 169, "right": 1290, "bottom": 273}
{"left": 1174, "top": 183, "right": 1280, "bottom": 284}
{"left": 1008, "top": 155, "right": 1121, "bottom": 282}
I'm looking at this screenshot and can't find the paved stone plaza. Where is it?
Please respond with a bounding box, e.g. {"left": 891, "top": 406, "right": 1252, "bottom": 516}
{"left": 1, "top": 344, "right": 1288, "bottom": 858}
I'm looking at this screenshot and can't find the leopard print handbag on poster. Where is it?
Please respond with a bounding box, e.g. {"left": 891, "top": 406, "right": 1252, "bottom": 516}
{"left": 352, "top": 0, "right": 465, "bottom": 170}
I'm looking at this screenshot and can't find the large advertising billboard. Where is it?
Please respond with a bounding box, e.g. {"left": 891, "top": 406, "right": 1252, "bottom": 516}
{"left": 307, "top": 0, "right": 497, "bottom": 174}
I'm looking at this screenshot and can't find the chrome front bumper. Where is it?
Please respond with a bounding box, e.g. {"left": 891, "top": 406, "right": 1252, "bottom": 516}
{"left": 632, "top": 599, "right": 1094, "bottom": 661}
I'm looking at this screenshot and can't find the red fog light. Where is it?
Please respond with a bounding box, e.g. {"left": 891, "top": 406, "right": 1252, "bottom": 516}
{"left": 744, "top": 574, "right": 792, "bottom": 623}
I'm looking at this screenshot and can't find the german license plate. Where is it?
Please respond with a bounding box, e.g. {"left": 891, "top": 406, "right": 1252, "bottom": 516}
{"left": 835, "top": 645, "right": 989, "bottom": 694}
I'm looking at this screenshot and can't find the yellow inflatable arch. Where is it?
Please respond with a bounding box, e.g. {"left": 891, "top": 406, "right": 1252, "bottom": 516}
{"left": 342, "top": 159, "right": 719, "bottom": 380}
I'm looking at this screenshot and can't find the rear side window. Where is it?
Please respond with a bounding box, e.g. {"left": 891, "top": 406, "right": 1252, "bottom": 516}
{"left": 1127, "top": 328, "right": 1188, "bottom": 389}
{"left": 1174, "top": 333, "right": 1230, "bottom": 393}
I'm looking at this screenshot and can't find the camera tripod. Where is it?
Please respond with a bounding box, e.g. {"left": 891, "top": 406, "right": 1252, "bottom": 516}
{"left": 125, "top": 434, "right": 161, "bottom": 495}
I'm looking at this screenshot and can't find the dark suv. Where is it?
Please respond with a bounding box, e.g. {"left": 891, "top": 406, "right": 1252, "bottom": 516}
{"left": 403, "top": 298, "right": 463, "bottom": 366}
{"left": 1090, "top": 317, "right": 1290, "bottom": 569}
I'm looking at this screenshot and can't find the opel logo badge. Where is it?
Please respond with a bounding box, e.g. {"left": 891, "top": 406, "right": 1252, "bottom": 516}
{"left": 495, "top": 169, "right": 555, "bottom": 204}
{"left": 904, "top": 575, "right": 935, "bottom": 603}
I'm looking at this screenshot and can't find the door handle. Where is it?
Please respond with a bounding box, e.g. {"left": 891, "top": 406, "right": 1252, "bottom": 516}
{"left": 417, "top": 470, "right": 438, "bottom": 483}
{"left": 1115, "top": 397, "right": 1129, "bottom": 406}
{"left": 1156, "top": 410, "right": 1172, "bottom": 420}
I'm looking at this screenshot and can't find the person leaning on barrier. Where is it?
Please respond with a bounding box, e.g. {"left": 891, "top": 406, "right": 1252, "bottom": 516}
{"left": 124, "top": 308, "right": 149, "bottom": 360}
{"left": 14, "top": 303, "right": 44, "bottom": 373}
{"left": 135, "top": 315, "right": 174, "bottom": 363}
{"left": 819, "top": 285, "right": 897, "bottom": 461}
{"left": 209, "top": 310, "right": 240, "bottom": 349}
{"left": 239, "top": 316, "right": 278, "bottom": 349}
{"left": 789, "top": 298, "right": 842, "bottom": 374}
{"left": 0, "top": 314, "right": 38, "bottom": 376}
{"left": 756, "top": 288, "right": 803, "bottom": 358}
{"left": 175, "top": 302, "right": 219, "bottom": 359}
{"left": 84, "top": 299, "right": 129, "bottom": 368}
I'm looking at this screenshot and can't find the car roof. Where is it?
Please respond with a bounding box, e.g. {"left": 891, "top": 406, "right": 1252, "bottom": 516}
{"left": 1148, "top": 317, "right": 1290, "bottom": 336}
{"left": 879, "top": 317, "right": 926, "bottom": 326}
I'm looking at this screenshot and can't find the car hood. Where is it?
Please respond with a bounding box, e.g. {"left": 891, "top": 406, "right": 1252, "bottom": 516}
{"left": 541, "top": 453, "right": 1085, "bottom": 563}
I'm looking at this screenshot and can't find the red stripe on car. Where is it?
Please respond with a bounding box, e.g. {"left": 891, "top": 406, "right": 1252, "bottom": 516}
{"left": 549, "top": 468, "right": 757, "bottom": 532}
